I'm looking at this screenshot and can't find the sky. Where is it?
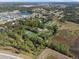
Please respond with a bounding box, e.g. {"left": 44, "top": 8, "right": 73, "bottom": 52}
{"left": 0, "top": 0, "right": 79, "bottom": 2}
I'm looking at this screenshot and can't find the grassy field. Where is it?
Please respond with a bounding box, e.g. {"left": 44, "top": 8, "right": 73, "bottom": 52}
{"left": 52, "top": 21, "right": 79, "bottom": 59}
{"left": 60, "top": 21, "right": 79, "bottom": 30}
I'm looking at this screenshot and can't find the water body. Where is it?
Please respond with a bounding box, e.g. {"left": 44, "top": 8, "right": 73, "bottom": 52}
{"left": 20, "top": 11, "right": 32, "bottom": 15}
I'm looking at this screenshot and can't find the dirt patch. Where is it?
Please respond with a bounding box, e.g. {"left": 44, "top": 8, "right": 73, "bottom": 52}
{"left": 37, "top": 48, "right": 73, "bottom": 59}
{"left": 46, "top": 55, "right": 57, "bottom": 59}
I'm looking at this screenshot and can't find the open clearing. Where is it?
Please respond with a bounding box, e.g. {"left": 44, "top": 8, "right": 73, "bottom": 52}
{"left": 60, "top": 21, "right": 79, "bottom": 30}
{"left": 37, "top": 48, "right": 73, "bottom": 59}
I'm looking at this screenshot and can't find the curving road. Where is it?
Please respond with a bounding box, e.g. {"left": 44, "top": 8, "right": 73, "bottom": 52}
{"left": 0, "top": 53, "right": 23, "bottom": 59}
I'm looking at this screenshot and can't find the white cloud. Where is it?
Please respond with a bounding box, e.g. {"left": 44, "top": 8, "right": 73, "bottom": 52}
{"left": 73, "top": 0, "right": 79, "bottom": 1}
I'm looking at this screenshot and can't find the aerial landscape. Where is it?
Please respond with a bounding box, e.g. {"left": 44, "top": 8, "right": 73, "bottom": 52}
{"left": 0, "top": 0, "right": 79, "bottom": 59}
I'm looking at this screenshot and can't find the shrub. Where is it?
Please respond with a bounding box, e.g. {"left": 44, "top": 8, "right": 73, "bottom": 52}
{"left": 48, "top": 40, "right": 72, "bottom": 57}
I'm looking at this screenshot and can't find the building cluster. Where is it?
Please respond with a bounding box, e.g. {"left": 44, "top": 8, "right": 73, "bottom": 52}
{"left": 31, "top": 8, "right": 64, "bottom": 20}
{"left": 0, "top": 10, "right": 30, "bottom": 23}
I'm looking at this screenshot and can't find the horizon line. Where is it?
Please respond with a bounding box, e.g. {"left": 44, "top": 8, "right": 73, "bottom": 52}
{"left": 0, "top": 1, "right": 79, "bottom": 2}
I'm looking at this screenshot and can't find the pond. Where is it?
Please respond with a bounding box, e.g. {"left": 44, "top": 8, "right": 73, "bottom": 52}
{"left": 20, "top": 11, "right": 32, "bottom": 15}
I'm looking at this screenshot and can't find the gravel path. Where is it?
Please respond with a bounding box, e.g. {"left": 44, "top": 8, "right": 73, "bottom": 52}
{"left": 37, "top": 48, "right": 73, "bottom": 59}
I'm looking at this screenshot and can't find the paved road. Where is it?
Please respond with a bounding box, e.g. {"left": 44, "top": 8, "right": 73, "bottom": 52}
{"left": 0, "top": 53, "right": 23, "bottom": 59}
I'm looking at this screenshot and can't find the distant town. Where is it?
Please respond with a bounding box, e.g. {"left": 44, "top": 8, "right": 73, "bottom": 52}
{"left": 0, "top": 10, "right": 31, "bottom": 24}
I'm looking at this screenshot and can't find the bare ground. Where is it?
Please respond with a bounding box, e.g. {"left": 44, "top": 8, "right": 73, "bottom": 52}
{"left": 37, "top": 48, "right": 73, "bottom": 59}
